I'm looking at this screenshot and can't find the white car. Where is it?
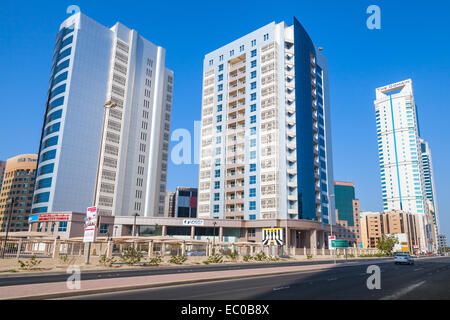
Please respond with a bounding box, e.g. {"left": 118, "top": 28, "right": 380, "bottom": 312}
{"left": 394, "top": 253, "right": 414, "bottom": 265}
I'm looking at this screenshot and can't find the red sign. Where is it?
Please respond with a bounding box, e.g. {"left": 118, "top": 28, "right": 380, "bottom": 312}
{"left": 38, "top": 214, "right": 70, "bottom": 222}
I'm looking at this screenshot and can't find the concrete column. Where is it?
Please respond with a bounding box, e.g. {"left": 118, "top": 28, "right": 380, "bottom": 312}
{"left": 190, "top": 226, "right": 195, "bottom": 239}
{"left": 148, "top": 240, "right": 154, "bottom": 258}
{"left": 161, "top": 242, "right": 166, "bottom": 256}
{"left": 16, "top": 239, "right": 22, "bottom": 259}
{"left": 219, "top": 226, "right": 224, "bottom": 242}
{"left": 181, "top": 241, "right": 186, "bottom": 256}
{"left": 52, "top": 239, "right": 60, "bottom": 259}
{"left": 106, "top": 240, "right": 113, "bottom": 258}
{"left": 250, "top": 245, "right": 254, "bottom": 256}
{"left": 310, "top": 230, "right": 317, "bottom": 256}
{"left": 231, "top": 243, "right": 236, "bottom": 254}
{"left": 304, "top": 247, "right": 307, "bottom": 256}
{"left": 206, "top": 239, "right": 210, "bottom": 256}
{"left": 162, "top": 225, "right": 167, "bottom": 237}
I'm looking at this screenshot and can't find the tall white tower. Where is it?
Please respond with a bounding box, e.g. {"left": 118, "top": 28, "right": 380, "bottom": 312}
{"left": 374, "top": 79, "right": 430, "bottom": 251}
{"left": 32, "top": 12, "right": 173, "bottom": 217}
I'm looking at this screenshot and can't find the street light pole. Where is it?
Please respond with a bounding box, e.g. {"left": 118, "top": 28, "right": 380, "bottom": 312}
{"left": 329, "top": 194, "right": 336, "bottom": 264}
{"left": 133, "top": 213, "right": 140, "bottom": 237}
{"left": 1, "top": 198, "right": 14, "bottom": 259}
{"left": 213, "top": 222, "right": 217, "bottom": 255}
{"left": 86, "top": 101, "right": 117, "bottom": 265}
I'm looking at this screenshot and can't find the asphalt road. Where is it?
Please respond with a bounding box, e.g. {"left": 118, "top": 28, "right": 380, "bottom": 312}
{"left": 64, "top": 256, "right": 450, "bottom": 300}
{"left": 0, "top": 257, "right": 386, "bottom": 287}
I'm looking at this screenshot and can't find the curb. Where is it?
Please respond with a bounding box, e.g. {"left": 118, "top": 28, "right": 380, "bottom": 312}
{"left": 8, "top": 259, "right": 394, "bottom": 300}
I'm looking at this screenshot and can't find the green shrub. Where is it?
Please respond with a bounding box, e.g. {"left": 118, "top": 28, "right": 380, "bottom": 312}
{"left": 306, "top": 254, "right": 313, "bottom": 260}
{"left": 18, "top": 256, "right": 42, "bottom": 270}
{"left": 119, "top": 247, "right": 143, "bottom": 265}
{"left": 169, "top": 254, "right": 187, "bottom": 265}
{"left": 227, "top": 251, "right": 238, "bottom": 262}
{"left": 148, "top": 255, "right": 163, "bottom": 266}
{"left": 60, "top": 255, "right": 76, "bottom": 265}
{"left": 243, "top": 255, "right": 252, "bottom": 262}
{"left": 203, "top": 254, "right": 223, "bottom": 264}
{"left": 99, "top": 255, "right": 116, "bottom": 267}
{"left": 253, "top": 252, "right": 267, "bottom": 261}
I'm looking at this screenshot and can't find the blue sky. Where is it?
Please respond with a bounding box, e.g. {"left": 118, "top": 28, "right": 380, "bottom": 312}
{"left": 1, "top": 0, "right": 449, "bottom": 237}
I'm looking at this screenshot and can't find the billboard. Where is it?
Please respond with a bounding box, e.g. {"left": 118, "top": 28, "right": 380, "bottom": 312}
{"left": 390, "top": 233, "right": 409, "bottom": 252}
{"left": 83, "top": 207, "right": 98, "bottom": 243}
{"left": 28, "top": 213, "right": 70, "bottom": 222}
{"left": 262, "top": 228, "right": 284, "bottom": 246}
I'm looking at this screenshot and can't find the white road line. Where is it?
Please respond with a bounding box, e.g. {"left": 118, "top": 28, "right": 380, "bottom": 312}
{"left": 414, "top": 268, "right": 424, "bottom": 271}
{"left": 273, "top": 286, "right": 290, "bottom": 291}
{"left": 380, "top": 280, "right": 426, "bottom": 300}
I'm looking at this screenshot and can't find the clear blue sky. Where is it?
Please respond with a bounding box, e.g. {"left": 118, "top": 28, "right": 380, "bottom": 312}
{"left": 1, "top": 0, "right": 449, "bottom": 237}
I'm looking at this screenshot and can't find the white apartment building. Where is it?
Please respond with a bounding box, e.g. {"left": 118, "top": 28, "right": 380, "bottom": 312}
{"left": 32, "top": 12, "right": 173, "bottom": 217}
{"left": 198, "top": 18, "right": 335, "bottom": 223}
{"left": 374, "top": 79, "right": 433, "bottom": 251}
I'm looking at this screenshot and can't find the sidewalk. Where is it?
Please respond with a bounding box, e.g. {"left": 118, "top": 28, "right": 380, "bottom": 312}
{"left": 0, "top": 259, "right": 393, "bottom": 300}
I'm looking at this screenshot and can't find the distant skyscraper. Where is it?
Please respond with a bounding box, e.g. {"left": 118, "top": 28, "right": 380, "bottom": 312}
{"left": 198, "top": 18, "right": 335, "bottom": 222}
{"left": 0, "top": 154, "right": 37, "bottom": 232}
{"left": 374, "top": 79, "right": 433, "bottom": 251}
{"left": 32, "top": 12, "right": 173, "bottom": 217}
{"left": 419, "top": 138, "right": 440, "bottom": 234}
{"left": 334, "top": 181, "right": 361, "bottom": 247}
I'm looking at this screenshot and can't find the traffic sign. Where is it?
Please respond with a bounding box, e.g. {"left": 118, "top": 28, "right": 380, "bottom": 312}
{"left": 331, "top": 239, "right": 349, "bottom": 248}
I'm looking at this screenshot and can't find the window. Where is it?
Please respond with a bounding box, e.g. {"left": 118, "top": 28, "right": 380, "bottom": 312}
{"left": 249, "top": 188, "right": 256, "bottom": 197}
{"left": 251, "top": 49, "right": 257, "bottom": 57}
{"left": 214, "top": 205, "right": 219, "bottom": 213}
{"left": 218, "top": 74, "right": 223, "bottom": 82}
{"left": 250, "top": 163, "right": 256, "bottom": 172}
{"left": 99, "top": 224, "right": 108, "bottom": 234}
{"left": 240, "top": 45, "right": 244, "bottom": 52}
{"left": 251, "top": 71, "right": 256, "bottom": 79}
{"left": 216, "top": 136, "right": 221, "bottom": 144}
{"left": 218, "top": 64, "right": 223, "bottom": 72}
{"left": 219, "top": 55, "right": 223, "bottom": 61}
{"left": 250, "top": 151, "right": 256, "bottom": 159}
{"left": 250, "top": 104, "right": 256, "bottom": 112}
{"left": 251, "top": 82, "right": 256, "bottom": 90}
{"left": 214, "top": 193, "right": 220, "bottom": 201}
{"left": 230, "top": 50, "right": 234, "bottom": 56}
{"left": 217, "top": 115, "right": 222, "bottom": 123}
{"left": 249, "top": 201, "right": 256, "bottom": 210}
{"left": 264, "top": 33, "right": 269, "bottom": 41}
{"left": 216, "top": 125, "right": 222, "bottom": 133}
{"left": 251, "top": 39, "right": 256, "bottom": 46}
{"left": 215, "top": 181, "right": 220, "bottom": 189}
{"left": 250, "top": 127, "right": 256, "bottom": 135}
{"left": 218, "top": 84, "right": 223, "bottom": 91}
{"left": 209, "top": 59, "right": 213, "bottom": 66}
{"left": 250, "top": 139, "right": 256, "bottom": 147}
{"left": 216, "top": 147, "right": 221, "bottom": 155}
{"left": 218, "top": 94, "right": 223, "bottom": 102}
{"left": 58, "top": 221, "right": 67, "bottom": 232}
{"left": 215, "top": 170, "right": 220, "bottom": 178}
{"left": 251, "top": 93, "right": 256, "bottom": 101}
{"left": 250, "top": 115, "right": 256, "bottom": 124}
{"left": 251, "top": 60, "right": 257, "bottom": 68}
{"left": 217, "top": 105, "right": 222, "bottom": 112}
{"left": 250, "top": 176, "right": 256, "bottom": 185}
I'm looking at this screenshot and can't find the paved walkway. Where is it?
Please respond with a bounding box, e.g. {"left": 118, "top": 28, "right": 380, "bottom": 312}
{"left": 0, "top": 259, "right": 392, "bottom": 299}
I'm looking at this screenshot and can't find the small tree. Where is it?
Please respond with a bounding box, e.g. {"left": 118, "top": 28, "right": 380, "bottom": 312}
{"left": 376, "top": 235, "right": 399, "bottom": 256}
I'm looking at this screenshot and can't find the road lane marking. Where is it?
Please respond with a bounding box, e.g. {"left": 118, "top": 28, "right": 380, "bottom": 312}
{"left": 414, "top": 268, "right": 424, "bottom": 271}
{"left": 273, "top": 286, "right": 290, "bottom": 291}
{"left": 380, "top": 281, "right": 426, "bottom": 300}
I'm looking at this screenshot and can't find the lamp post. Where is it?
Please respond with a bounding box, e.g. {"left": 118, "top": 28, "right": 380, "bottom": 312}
{"left": 86, "top": 101, "right": 117, "bottom": 265}
{"left": 1, "top": 198, "right": 14, "bottom": 259}
{"left": 133, "top": 213, "right": 140, "bottom": 237}
{"left": 329, "top": 194, "right": 336, "bottom": 264}
{"left": 212, "top": 221, "right": 217, "bottom": 255}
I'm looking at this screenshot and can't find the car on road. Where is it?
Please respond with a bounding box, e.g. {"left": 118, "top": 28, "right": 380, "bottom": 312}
{"left": 394, "top": 253, "right": 414, "bottom": 265}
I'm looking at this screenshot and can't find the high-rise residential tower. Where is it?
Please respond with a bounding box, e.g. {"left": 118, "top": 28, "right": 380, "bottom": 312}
{"left": 374, "top": 79, "right": 433, "bottom": 251}
{"left": 198, "top": 18, "right": 335, "bottom": 223}
{"left": 333, "top": 181, "right": 361, "bottom": 247}
{"left": 32, "top": 12, "right": 173, "bottom": 217}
